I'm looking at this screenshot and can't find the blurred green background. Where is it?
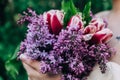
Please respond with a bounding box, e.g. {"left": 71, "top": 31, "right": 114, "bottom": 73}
{"left": 0, "top": 0, "right": 112, "bottom": 80}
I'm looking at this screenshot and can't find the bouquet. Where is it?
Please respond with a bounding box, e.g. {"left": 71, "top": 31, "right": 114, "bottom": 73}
{"left": 18, "top": 1, "right": 115, "bottom": 80}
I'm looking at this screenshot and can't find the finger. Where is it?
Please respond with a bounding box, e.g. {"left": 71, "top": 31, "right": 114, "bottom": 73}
{"left": 23, "top": 62, "right": 47, "bottom": 80}
{"left": 20, "top": 54, "right": 40, "bottom": 72}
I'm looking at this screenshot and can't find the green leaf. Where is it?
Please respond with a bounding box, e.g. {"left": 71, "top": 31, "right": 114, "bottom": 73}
{"left": 61, "top": 0, "right": 78, "bottom": 28}
{"left": 62, "top": 0, "right": 77, "bottom": 14}
{"left": 10, "top": 44, "right": 20, "bottom": 60}
{"left": 4, "top": 44, "right": 22, "bottom": 79}
{"left": 5, "top": 60, "right": 19, "bottom": 79}
{"left": 82, "top": 1, "right": 92, "bottom": 26}
{"left": 0, "top": 76, "right": 3, "bottom": 80}
{"left": 5, "top": 59, "right": 27, "bottom": 80}
{"left": 4, "top": 43, "right": 27, "bottom": 80}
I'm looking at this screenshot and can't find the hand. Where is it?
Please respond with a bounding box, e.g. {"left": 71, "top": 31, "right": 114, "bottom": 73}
{"left": 20, "top": 54, "right": 61, "bottom": 80}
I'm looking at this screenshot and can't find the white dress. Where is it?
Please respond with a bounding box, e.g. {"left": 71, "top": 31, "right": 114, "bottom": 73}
{"left": 87, "top": 62, "right": 120, "bottom": 80}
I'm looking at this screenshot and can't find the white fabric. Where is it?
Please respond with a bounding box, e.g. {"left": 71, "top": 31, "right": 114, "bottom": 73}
{"left": 87, "top": 62, "right": 120, "bottom": 80}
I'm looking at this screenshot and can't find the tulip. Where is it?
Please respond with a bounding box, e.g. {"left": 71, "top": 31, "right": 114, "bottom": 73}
{"left": 90, "top": 18, "right": 105, "bottom": 31}
{"left": 43, "top": 10, "right": 64, "bottom": 35}
{"left": 83, "top": 34, "right": 93, "bottom": 41}
{"left": 68, "top": 15, "right": 83, "bottom": 29}
{"left": 84, "top": 24, "right": 97, "bottom": 34}
{"left": 90, "top": 28, "right": 113, "bottom": 44}
{"left": 84, "top": 18, "right": 106, "bottom": 34}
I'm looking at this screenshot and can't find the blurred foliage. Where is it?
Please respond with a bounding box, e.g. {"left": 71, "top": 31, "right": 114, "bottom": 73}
{"left": 82, "top": 1, "right": 92, "bottom": 26}
{"left": 0, "top": 0, "right": 112, "bottom": 80}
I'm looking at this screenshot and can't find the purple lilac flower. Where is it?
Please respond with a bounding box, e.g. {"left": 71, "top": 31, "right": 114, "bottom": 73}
{"left": 18, "top": 9, "right": 56, "bottom": 60}
{"left": 18, "top": 9, "right": 115, "bottom": 80}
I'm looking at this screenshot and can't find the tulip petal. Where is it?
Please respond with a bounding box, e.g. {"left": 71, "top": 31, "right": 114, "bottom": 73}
{"left": 83, "top": 34, "right": 93, "bottom": 41}
{"left": 51, "top": 14, "right": 63, "bottom": 35}
{"left": 68, "top": 15, "right": 83, "bottom": 29}
{"left": 43, "top": 10, "right": 64, "bottom": 35}
{"left": 84, "top": 25, "right": 97, "bottom": 34}
{"left": 90, "top": 28, "right": 113, "bottom": 44}
{"left": 90, "top": 18, "right": 105, "bottom": 31}
{"left": 43, "top": 12, "right": 53, "bottom": 33}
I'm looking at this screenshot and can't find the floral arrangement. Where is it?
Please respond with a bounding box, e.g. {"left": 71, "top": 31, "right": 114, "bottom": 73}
{"left": 18, "top": 1, "right": 115, "bottom": 80}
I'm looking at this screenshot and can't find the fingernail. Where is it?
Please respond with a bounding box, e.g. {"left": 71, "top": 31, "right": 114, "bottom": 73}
{"left": 20, "top": 54, "right": 28, "bottom": 61}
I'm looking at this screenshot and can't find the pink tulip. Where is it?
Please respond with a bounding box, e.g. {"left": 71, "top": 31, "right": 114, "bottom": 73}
{"left": 90, "top": 18, "right": 105, "bottom": 31}
{"left": 83, "top": 18, "right": 112, "bottom": 44}
{"left": 43, "top": 10, "right": 64, "bottom": 35}
{"left": 84, "top": 24, "right": 97, "bottom": 34}
{"left": 90, "top": 28, "right": 113, "bottom": 44}
{"left": 68, "top": 15, "right": 83, "bottom": 29}
{"left": 83, "top": 34, "right": 93, "bottom": 41}
{"left": 84, "top": 18, "right": 105, "bottom": 34}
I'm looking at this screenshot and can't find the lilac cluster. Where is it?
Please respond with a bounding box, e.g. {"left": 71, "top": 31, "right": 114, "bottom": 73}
{"left": 18, "top": 9, "right": 114, "bottom": 80}
{"left": 51, "top": 26, "right": 90, "bottom": 80}
{"left": 49, "top": 26, "right": 114, "bottom": 80}
{"left": 18, "top": 9, "right": 56, "bottom": 60}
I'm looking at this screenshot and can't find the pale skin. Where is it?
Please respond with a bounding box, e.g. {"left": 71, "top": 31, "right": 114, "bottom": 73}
{"left": 20, "top": 0, "right": 120, "bottom": 79}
